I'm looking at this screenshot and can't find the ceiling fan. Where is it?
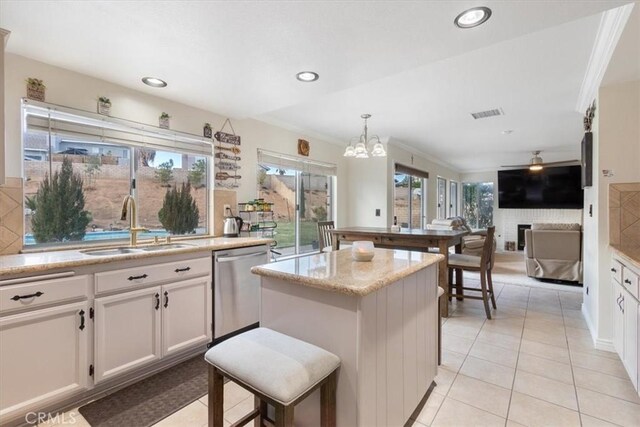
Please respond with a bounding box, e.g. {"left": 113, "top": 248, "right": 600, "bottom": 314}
{"left": 501, "top": 151, "right": 579, "bottom": 171}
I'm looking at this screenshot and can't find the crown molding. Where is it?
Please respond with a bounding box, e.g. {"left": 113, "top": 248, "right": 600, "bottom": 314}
{"left": 576, "top": 3, "right": 635, "bottom": 113}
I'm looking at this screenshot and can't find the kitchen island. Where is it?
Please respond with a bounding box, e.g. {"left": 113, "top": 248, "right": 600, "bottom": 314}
{"left": 251, "top": 248, "right": 443, "bottom": 427}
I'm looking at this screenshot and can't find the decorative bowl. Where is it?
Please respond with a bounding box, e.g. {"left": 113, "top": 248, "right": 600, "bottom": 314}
{"left": 351, "top": 241, "right": 375, "bottom": 262}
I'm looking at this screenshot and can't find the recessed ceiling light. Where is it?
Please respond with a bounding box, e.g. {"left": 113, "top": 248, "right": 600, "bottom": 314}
{"left": 142, "top": 77, "right": 167, "bottom": 88}
{"left": 296, "top": 71, "right": 319, "bottom": 82}
{"left": 454, "top": 7, "right": 492, "bottom": 29}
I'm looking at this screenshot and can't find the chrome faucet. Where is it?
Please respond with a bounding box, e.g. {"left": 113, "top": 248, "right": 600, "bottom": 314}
{"left": 121, "top": 195, "right": 148, "bottom": 247}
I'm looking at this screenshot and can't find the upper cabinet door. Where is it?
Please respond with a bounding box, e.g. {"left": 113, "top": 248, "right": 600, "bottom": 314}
{"left": 0, "top": 301, "right": 88, "bottom": 421}
{"left": 162, "top": 277, "right": 212, "bottom": 357}
{"left": 94, "top": 286, "right": 162, "bottom": 384}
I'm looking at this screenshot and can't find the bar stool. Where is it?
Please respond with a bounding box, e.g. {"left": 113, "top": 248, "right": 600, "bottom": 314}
{"left": 204, "top": 328, "right": 341, "bottom": 427}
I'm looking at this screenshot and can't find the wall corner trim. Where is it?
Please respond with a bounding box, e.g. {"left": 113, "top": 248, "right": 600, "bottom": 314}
{"left": 576, "top": 3, "right": 635, "bottom": 113}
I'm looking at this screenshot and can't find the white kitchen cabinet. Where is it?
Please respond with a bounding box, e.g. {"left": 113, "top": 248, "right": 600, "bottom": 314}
{"left": 623, "top": 293, "right": 638, "bottom": 389}
{"left": 162, "top": 277, "right": 212, "bottom": 357}
{"left": 0, "top": 301, "right": 89, "bottom": 421}
{"left": 94, "top": 286, "right": 162, "bottom": 384}
{"left": 614, "top": 281, "right": 625, "bottom": 356}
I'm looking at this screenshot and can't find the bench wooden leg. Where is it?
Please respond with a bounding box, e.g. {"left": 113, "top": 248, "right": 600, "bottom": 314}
{"left": 274, "top": 404, "right": 294, "bottom": 427}
{"left": 254, "top": 396, "right": 267, "bottom": 427}
{"left": 321, "top": 370, "right": 337, "bottom": 427}
{"left": 209, "top": 366, "right": 225, "bottom": 427}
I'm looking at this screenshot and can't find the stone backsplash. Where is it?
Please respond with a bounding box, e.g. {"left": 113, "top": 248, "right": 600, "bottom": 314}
{"left": 0, "top": 177, "right": 23, "bottom": 255}
{"left": 610, "top": 183, "right": 640, "bottom": 247}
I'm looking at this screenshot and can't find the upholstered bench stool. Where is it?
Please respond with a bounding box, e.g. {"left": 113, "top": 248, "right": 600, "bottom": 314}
{"left": 204, "top": 327, "right": 341, "bottom": 427}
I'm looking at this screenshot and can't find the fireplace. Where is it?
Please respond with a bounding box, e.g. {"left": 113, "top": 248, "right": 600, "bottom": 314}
{"left": 518, "top": 224, "right": 531, "bottom": 251}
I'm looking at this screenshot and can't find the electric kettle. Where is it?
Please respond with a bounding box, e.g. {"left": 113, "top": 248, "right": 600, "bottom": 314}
{"left": 223, "top": 209, "right": 243, "bottom": 237}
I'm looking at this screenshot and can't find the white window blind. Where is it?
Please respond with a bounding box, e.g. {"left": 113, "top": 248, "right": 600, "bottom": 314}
{"left": 257, "top": 148, "right": 337, "bottom": 176}
{"left": 23, "top": 99, "right": 213, "bottom": 157}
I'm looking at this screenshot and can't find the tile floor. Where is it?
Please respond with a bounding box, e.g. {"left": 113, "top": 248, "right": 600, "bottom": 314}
{"left": 40, "top": 281, "right": 640, "bottom": 427}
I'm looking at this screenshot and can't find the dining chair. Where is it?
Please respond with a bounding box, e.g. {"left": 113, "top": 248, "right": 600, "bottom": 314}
{"left": 317, "top": 221, "right": 335, "bottom": 253}
{"left": 447, "top": 226, "right": 497, "bottom": 319}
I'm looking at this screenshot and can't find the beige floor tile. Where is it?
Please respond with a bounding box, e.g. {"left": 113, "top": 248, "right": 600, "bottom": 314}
{"left": 516, "top": 352, "right": 574, "bottom": 385}
{"left": 459, "top": 356, "right": 515, "bottom": 389}
{"left": 526, "top": 310, "right": 564, "bottom": 324}
{"left": 570, "top": 350, "right": 629, "bottom": 379}
{"left": 562, "top": 308, "right": 584, "bottom": 319}
{"left": 579, "top": 414, "right": 621, "bottom": 427}
{"left": 507, "top": 391, "right": 580, "bottom": 427}
{"left": 520, "top": 339, "right": 570, "bottom": 364}
{"left": 476, "top": 329, "right": 522, "bottom": 351}
{"left": 445, "top": 315, "right": 486, "bottom": 329}
{"left": 469, "top": 340, "right": 519, "bottom": 368}
{"left": 491, "top": 306, "right": 527, "bottom": 318}
{"left": 567, "top": 339, "right": 621, "bottom": 360}
{"left": 573, "top": 366, "right": 640, "bottom": 404}
{"left": 513, "top": 370, "right": 578, "bottom": 410}
{"left": 563, "top": 317, "right": 589, "bottom": 330}
{"left": 442, "top": 322, "right": 481, "bottom": 340}
{"left": 434, "top": 366, "right": 457, "bottom": 395}
{"left": 506, "top": 421, "right": 528, "bottom": 427}
{"left": 414, "top": 391, "right": 446, "bottom": 426}
{"left": 522, "top": 327, "right": 568, "bottom": 348}
{"left": 442, "top": 333, "right": 475, "bottom": 355}
{"left": 431, "top": 397, "right": 505, "bottom": 427}
{"left": 224, "top": 396, "right": 255, "bottom": 424}
{"left": 199, "top": 381, "right": 254, "bottom": 411}
{"left": 448, "top": 374, "right": 511, "bottom": 417}
{"left": 154, "top": 401, "right": 209, "bottom": 427}
{"left": 482, "top": 319, "right": 524, "bottom": 337}
{"left": 440, "top": 349, "right": 466, "bottom": 373}
{"left": 527, "top": 304, "right": 563, "bottom": 316}
{"left": 577, "top": 387, "right": 640, "bottom": 426}
{"left": 564, "top": 325, "right": 591, "bottom": 338}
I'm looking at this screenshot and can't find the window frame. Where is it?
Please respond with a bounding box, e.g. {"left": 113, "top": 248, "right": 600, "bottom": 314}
{"left": 449, "top": 181, "right": 459, "bottom": 217}
{"left": 21, "top": 99, "right": 212, "bottom": 248}
{"left": 461, "top": 181, "right": 495, "bottom": 230}
{"left": 437, "top": 177, "right": 447, "bottom": 219}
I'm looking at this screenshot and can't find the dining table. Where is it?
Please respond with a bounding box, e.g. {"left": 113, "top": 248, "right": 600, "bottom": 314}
{"left": 329, "top": 226, "right": 469, "bottom": 317}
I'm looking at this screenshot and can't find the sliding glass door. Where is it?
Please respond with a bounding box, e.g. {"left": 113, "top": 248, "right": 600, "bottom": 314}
{"left": 257, "top": 150, "right": 335, "bottom": 256}
{"left": 462, "top": 182, "right": 494, "bottom": 229}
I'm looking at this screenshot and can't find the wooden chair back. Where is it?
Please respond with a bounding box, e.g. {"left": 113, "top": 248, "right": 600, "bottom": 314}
{"left": 317, "top": 221, "right": 335, "bottom": 252}
{"left": 480, "top": 226, "right": 496, "bottom": 272}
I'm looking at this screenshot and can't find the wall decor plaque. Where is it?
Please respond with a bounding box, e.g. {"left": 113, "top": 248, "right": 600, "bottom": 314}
{"left": 298, "top": 139, "right": 310, "bottom": 156}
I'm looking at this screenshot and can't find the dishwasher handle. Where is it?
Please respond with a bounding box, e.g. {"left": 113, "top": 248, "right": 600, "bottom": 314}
{"left": 216, "top": 251, "right": 267, "bottom": 263}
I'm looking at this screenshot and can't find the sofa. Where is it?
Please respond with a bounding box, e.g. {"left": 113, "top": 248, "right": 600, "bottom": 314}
{"left": 524, "top": 223, "right": 582, "bottom": 282}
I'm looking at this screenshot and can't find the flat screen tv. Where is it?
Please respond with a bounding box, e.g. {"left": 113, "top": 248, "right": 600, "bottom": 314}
{"left": 498, "top": 165, "right": 583, "bottom": 209}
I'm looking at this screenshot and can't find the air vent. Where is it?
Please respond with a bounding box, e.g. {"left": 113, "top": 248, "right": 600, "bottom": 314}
{"left": 471, "top": 108, "right": 504, "bottom": 119}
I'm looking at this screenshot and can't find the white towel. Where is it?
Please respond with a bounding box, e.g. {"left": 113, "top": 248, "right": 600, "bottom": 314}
{"left": 431, "top": 218, "right": 462, "bottom": 226}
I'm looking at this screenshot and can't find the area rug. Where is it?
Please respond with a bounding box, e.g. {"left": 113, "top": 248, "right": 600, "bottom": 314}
{"left": 79, "top": 355, "right": 208, "bottom": 427}
{"left": 463, "top": 251, "right": 582, "bottom": 293}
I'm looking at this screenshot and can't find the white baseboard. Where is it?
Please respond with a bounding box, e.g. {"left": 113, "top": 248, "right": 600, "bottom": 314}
{"left": 581, "top": 303, "right": 616, "bottom": 353}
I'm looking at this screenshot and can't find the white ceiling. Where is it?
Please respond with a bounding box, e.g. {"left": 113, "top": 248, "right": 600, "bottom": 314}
{"left": 1, "top": 0, "right": 636, "bottom": 172}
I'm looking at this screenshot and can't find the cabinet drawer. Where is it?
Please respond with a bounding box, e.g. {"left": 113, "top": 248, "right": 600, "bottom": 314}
{"left": 0, "top": 275, "right": 88, "bottom": 314}
{"left": 95, "top": 257, "right": 211, "bottom": 294}
{"left": 611, "top": 259, "right": 623, "bottom": 284}
{"left": 623, "top": 267, "right": 639, "bottom": 301}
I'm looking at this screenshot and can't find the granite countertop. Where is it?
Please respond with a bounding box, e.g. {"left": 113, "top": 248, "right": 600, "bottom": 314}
{"left": 251, "top": 248, "right": 443, "bottom": 296}
{"left": 611, "top": 245, "right": 640, "bottom": 270}
{"left": 0, "top": 237, "right": 272, "bottom": 277}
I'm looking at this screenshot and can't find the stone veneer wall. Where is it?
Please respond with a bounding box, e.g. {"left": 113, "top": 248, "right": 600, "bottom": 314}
{"left": 0, "top": 177, "right": 23, "bottom": 255}
{"left": 610, "top": 182, "right": 640, "bottom": 246}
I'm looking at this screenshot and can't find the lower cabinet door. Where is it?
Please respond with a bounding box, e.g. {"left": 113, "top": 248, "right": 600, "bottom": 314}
{"left": 614, "top": 282, "right": 625, "bottom": 357}
{"left": 162, "top": 277, "right": 212, "bottom": 357}
{"left": 623, "top": 293, "right": 638, "bottom": 389}
{"left": 0, "top": 302, "right": 89, "bottom": 422}
{"left": 94, "top": 286, "right": 162, "bottom": 383}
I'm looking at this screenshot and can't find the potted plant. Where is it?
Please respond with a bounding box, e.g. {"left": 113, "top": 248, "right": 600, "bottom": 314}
{"left": 159, "top": 112, "right": 170, "bottom": 129}
{"left": 203, "top": 122, "right": 212, "bottom": 138}
{"left": 97, "top": 96, "right": 111, "bottom": 115}
{"left": 26, "top": 78, "right": 46, "bottom": 101}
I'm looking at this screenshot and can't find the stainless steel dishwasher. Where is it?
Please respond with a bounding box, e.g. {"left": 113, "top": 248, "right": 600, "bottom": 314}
{"left": 212, "top": 244, "right": 269, "bottom": 344}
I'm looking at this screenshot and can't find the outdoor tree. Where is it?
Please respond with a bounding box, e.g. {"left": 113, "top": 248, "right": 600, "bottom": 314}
{"left": 139, "top": 149, "right": 156, "bottom": 167}
{"left": 188, "top": 159, "right": 206, "bottom": 188}
{"left": 31, "top": 157, "right": 91, "bottom": 242}
{"left": 84, "top": 155, "right": 101, "bottom": 188}
{"left": 158, "top": 182, "right": 199, "bottom": 234}
{"left": 155, "top": 159, "right": 174, "bottom": 186}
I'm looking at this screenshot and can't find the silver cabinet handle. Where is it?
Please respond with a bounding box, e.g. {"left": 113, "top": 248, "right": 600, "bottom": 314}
{"left": 216, "top": 252, "right": 266, "bottom": 263}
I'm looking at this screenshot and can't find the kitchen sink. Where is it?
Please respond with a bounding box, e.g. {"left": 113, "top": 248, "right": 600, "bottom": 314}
{"left": 140, "top": 243, "right": 195, "bottom": 251}
{"left": 82, "top": 247, "right": 141, "bottom": 256}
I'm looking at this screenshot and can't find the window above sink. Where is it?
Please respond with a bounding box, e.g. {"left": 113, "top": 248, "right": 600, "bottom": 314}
{"left": 21, "top": 99, "right": 213, "bottom": 249}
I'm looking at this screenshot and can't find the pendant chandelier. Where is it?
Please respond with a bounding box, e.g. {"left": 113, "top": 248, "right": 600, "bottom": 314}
{"left": 343, "top": 114, "right": 386, "bottom": 158}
